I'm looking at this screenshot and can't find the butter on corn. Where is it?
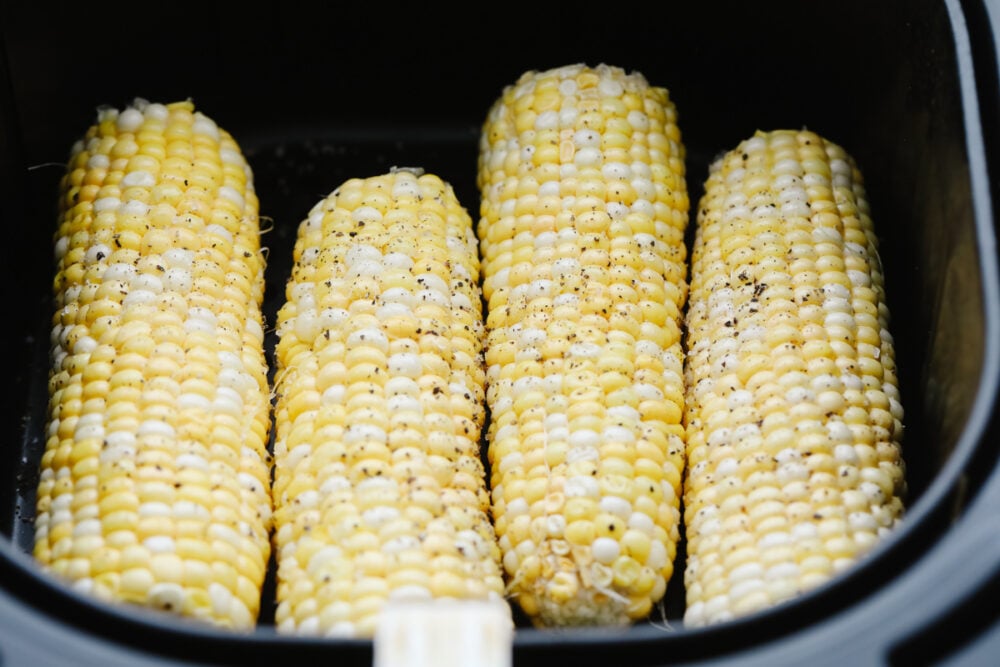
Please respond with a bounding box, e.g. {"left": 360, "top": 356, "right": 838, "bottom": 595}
{"left": 270, "top": 168, "right": 507, "bottom": 638}
{"left": 477, "top": 63, "right": 690, "bottom": 627}
{"left": 33, "top": 99, "right": 273, "bottom": 630}
{"left": 681, "top": 129, "right": 906, "bottom": 627}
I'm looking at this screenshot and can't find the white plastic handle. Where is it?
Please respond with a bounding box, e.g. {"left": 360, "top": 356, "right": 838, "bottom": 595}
{"left": 373, "top": 599, "right": 514, "bottom": 667}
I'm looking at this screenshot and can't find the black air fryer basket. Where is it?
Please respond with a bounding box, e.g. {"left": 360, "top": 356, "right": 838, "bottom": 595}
{"left": 2, "top": 1, "right": 999, "bottom": 665}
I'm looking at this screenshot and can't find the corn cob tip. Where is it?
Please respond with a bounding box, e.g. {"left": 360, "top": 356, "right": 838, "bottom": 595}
{"left": 388, "top": 165, "right": 426, "bottom": 176}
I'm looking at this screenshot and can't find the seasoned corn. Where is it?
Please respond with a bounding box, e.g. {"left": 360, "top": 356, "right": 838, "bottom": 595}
{"left": 681, "top": 129, "right": 906, "bottom": 627}
{"left": 477, "top": 63, "right": 690, "bottom": 627}
{"left": 33, "top": 99, "right": 273, "bottom": 630}
{"left": 270, "top": 168, "right": 507, "bottom": 638}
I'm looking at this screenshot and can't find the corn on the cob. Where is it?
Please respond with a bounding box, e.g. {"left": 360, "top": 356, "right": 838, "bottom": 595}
{"left": 477, "top": 63, "right": 690, "bottom": 627}
{"left": 271, "top": 168, "right": 507, "bottom": 638}
{"left": 33, "top": 99, "right": 273, "bottom": 630}
{"left": 681, "top": 129, "right": 906, "bottom": 627}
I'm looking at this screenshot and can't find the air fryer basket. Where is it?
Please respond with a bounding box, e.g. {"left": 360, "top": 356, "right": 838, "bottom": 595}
{"left": 2, "top": 0, "right": 999, "bottom": 665}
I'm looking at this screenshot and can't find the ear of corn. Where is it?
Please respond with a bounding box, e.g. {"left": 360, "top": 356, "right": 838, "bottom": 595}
{"left": 681, "top": 129, "right": 906, "bottom": 627}
{"left": 33, "top": 99, "right": 273, "bottom": 630}
{"left": 476, "top": 63, "right": 690, "bottom": 627}
{"left": 270, "top": 168, "right": 507, "bottom": 638}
